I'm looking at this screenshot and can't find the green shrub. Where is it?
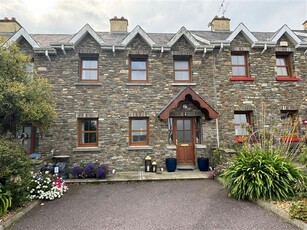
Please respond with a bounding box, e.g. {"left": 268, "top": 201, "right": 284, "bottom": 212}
{"left": 0, "top": 138, "right": 32, "bottom": 207}
{"left": 0, "top": 184, "right": 12, "bottom": 217}
{"left": 297, "top": 145, "right": 307, "bottom": 166}
{"left": 221, "top": 145, "right": 306, "bottom": 200}
{"left": 289, "top": 199, "right": 307, "bottom": 221}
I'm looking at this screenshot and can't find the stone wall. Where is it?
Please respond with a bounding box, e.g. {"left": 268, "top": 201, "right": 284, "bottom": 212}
{"left": 31, "top": 31, "right": 307, "bottom": 171}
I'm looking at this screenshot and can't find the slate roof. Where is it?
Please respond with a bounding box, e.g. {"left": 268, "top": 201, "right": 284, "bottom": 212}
{"left": 2, "top": 23, "right": 307, "bottom": 50}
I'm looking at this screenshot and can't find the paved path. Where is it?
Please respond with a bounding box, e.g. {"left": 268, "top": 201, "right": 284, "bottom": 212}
{"left": 9, "top": 180, "right": 298, "bottom": 230}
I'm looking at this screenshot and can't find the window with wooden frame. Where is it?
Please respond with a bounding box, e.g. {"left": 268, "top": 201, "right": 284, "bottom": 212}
{"left": 129, "top": 55, "right": 148, "bottom": 82}
{"left": 129, "top": 118, "right": 149, "bottom": 145}
{"left": 78, "top": 118, "right": 98, "bottom": 147}
{"left": 234, "top": 111, "right": 253, "bottom": 142}
{"left": 230, "top": 52, "right": 250, "bottom": 80}
{"left": 280, "top": 110, "right": 299, "bottom": 142}
{"left": 173, "top": 56, "right": 192, "bottom": 82}
{"left": 276, "top": 53, "right": 292, "bottom": 78}
{"left": 80, "top": 55, "right": 99, "bottom": 82}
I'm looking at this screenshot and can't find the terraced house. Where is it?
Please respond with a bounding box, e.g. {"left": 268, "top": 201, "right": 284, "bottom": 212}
{"left": 1, "top": 16, "right": 307, "bottom": 170}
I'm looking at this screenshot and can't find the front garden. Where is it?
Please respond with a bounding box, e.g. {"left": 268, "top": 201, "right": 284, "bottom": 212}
{"left": 215, "top": 129, "right": 307, "bottom": 223}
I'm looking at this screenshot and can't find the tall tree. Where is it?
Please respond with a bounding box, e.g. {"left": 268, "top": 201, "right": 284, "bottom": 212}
{"left": 0, "top": 38, "right": 57, "bottom": 135}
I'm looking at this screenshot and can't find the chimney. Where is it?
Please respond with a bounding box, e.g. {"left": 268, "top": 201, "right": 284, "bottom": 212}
{"left": 0, "top": 17, "right": 21, "bottom": 33}
{"left": 208, "top": 16, "right": 231, "bottom": 31}
{"left": 303, "top": 20, "right": 307, "bottom": 30}
{"left": 110, "top": 16, "right": 128, "bottom": 32}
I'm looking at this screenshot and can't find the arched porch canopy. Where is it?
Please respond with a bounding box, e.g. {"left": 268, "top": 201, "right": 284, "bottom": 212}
{"left": 158, "top": 87, "right": 218, "bottom": 120}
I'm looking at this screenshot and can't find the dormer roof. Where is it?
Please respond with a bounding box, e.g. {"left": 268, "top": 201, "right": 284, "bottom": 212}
{"left": 69, "top": 24, "right": 104, "bottom": 46}
{"left": 6, "top": 27, "right": 40, "bottom": 48}
{"left": 121, "top": 25, "right": 155, "bottom": 47}
{"left": 167, "top": 26, "right": 200, "bottom": 48}
{"left": 270, "top": 24, "right": 301, "bottom": 45}
{"left": 226, "top": 23, "right": 257, "bottom": 44}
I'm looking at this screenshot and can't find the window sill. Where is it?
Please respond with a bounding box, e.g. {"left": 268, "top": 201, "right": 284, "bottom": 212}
{"left": 126, "top": 83, "right": 152, "bottom": 86}
{"left": 234, "top": 136, "right": 248, "bottom": 143}
{"left": 195, "top": 144, "right": 207, "bottom": 149}
{"left": 74, "top": 82, "right": 102, "bottom": 86}
{"left": 127, "top": 146, "right": 153, "bottom": 150}
{"left": 171, "top": 82, "right": 196, "bottom": 86}
{"left": 280, "top": 137, "right": 300, "bottom": 142}
{"left": 275, "top": 77, "right": 301, "bottom": 81}
{"left": 230, "top": 77, "right": 255, "bottom": 81}
{"left": 166, "top": 145, "right": 176, "bottom": 150}
{"left": 73, "top": 147, "right": 102, "bottom": 152}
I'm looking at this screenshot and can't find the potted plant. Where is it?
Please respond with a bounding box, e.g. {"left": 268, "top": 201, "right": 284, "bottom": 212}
{"left": 96, "top": 164, "right": 109, "bottom": 179}
{"left": 165, "top": 155, "right": 176, "bottom": 172}
{"left": 83, "top": 163, "right": 96, "bottom": 178}
{"left": 197, "top": 156, "right": 209, "bottom": 171}
{"left": 71, "top": 166, "right": 84, "bottom": 178}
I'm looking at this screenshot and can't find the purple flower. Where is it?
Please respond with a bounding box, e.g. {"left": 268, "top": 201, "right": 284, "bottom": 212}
{"left": 96, "top": 164, "right": 109, "bottom": 178}
{"left": 83, "top": 163, "right": 95, "bottom": 178}
{"left": 71, "top": 166, "right": 83, "bottom": 178}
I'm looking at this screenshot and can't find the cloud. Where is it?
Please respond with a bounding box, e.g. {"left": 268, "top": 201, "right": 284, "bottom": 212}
{"left": 0, "top": 0, "right": 306, "bottom": 34}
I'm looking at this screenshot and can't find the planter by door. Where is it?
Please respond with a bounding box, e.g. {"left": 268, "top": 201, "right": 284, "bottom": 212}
{"left": 165, "top": 158, "right": 177, "bottom": 172}
{"left": 197, "top": 157, "right": 209, "bottom": 171}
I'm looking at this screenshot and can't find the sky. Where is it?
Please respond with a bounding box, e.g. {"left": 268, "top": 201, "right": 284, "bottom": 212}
{"left": 1, "top": 0, "right": 307, "bottom": 34}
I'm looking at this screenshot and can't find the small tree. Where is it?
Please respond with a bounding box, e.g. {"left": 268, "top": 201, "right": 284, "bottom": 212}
{"left": 0, "top": 38, "right": 57, "bottom": 135}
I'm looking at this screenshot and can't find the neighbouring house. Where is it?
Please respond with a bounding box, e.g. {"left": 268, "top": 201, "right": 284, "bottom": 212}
{"left": 1, "top": 16, "right": 307, "bottom": 171}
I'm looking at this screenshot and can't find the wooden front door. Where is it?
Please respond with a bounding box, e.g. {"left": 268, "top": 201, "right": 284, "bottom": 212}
{"left": 175, "top": 118, "right": 195, "bottom": 164}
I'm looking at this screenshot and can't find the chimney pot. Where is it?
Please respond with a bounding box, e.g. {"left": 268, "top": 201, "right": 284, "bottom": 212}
{"left": 209, "top": 16, "right": 231, "bottom": 31}
{"left": 0, "top": 17, "right": 22, "bottom": 32}
{"left": 110, "top": 16, "right": 128, "bottom": 32}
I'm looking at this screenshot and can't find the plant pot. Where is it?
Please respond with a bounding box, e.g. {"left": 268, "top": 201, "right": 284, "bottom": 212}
{"left": 165, "top": 158, "right": 177, "bottom": 172}
{"left": 197, "top": 157, "right": 209, "bottom": 171}
{"left": 97, "top": 173, "right": 106, "bottom": 179}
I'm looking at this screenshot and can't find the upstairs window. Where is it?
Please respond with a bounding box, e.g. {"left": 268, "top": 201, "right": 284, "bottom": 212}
{"left": 129, "top": 118, "right": 149, "bottom": 146}
{"left": 174, "top": 56, "right": 191, "bottom": 82}
{"left": 129, "top": 55, "right": 148, "bottom": 82}
{"left": 234, "top": 111, "right": 253, "bottom": 142}
{"left": 276, "top": 54, "right": 291, "bottom": 78}
{"left": 80, "top": 55, "right": 99, "bottom": 82}
{"left": 78, "top": 118, "right": 98, "bottom": 147}
{"left": 231, "top": 53, "right": 248, "bottom": 77}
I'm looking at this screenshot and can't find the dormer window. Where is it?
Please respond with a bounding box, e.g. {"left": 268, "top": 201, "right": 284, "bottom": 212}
{"left": 80, "top": 55, "right": 99, "bottom": 82}
{"left": 276, "top": 54, "right": 291, "bottom": 77}
{"left": 275, "top": 53, "right": 299, "bottom": 81}
{"left": 230, "top": 52, "right": 254, "bottom": 81}
{"left": 174, "top": 56, "right": 192, "bottom": 82}
{"left": 129, "top": 55, "right": 148, "bottom": 82}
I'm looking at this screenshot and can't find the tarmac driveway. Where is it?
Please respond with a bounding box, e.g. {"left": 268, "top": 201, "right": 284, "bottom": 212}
{"left": 10, "top": 180, "right": 298, "bottom": 230}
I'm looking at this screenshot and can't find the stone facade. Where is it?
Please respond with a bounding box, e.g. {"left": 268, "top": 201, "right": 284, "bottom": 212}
{"left": 2, "top": 18, "right": 307, "bottom": 171}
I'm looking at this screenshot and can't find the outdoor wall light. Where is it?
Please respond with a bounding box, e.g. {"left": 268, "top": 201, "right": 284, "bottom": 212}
{"left": 144, "top": 156, "right": 152, "bottom": 172}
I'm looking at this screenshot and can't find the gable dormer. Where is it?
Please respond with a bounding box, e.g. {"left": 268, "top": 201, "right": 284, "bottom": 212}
{"left": 227, "top": 23, "right": 257, "bottom": 46}
{"left": 168, "top": 27, "right": 200, "bottom": 51}
{"left": 7, "top": 27, "right": 40, "bottom": 49}
{"left": 121, "top": 25, "right": 155, "bottom": 48}
{"left": 69, "top": 24, "right": 104, "bottom": 48}
{"left": 271, "top": 24, "right": 301, "bottom": 48}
